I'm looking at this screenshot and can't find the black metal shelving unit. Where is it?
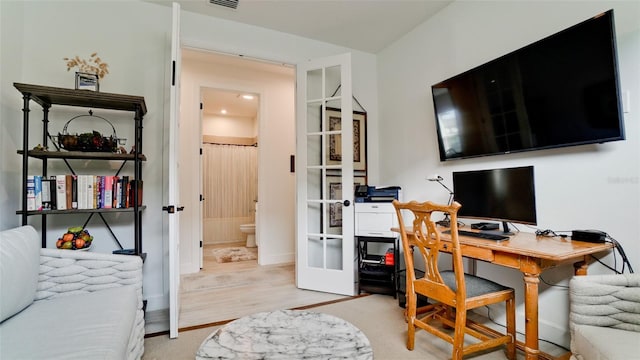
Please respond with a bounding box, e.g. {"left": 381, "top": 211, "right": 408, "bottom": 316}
{"left": 357, "top": 236, "right": 398, "bottom": 298}
{"left": 14, "top": 83, "right": 147, "bottom": 257}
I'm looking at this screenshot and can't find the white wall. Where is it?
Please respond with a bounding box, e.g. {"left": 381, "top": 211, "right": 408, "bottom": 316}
{"left": 203, "top": 114, "right": 256, "bottom": 137}
{"left": 378, "top": 0, "right": 640, "bottom": 346}
{"left": 0, "top": 1, "right": 379, "bottom": 315}
{"left": 0, "top": 1, "right": 25, "bottom": 230}
{"left": 0, "top": 0, "right": 171, "bottom": 312}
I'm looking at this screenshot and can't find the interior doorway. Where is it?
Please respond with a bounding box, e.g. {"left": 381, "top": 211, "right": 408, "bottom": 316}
{"left": 178, "top": 48, "right": 298, "bottom": 275}
{"left": 200, "top": 87, "right": 259, "bottom": 265}
{"left": 175, "top": 49, "right": 348, "bottom": 329}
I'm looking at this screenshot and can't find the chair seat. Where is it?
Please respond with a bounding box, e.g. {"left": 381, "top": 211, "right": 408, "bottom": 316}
{"left": 441, "top": 270, "right": 513, "bottom": 298}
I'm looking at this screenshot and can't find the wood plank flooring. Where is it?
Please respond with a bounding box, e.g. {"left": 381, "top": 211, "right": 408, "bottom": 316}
{"left": 178, "top": 243, "right": 348, "bottom": 329}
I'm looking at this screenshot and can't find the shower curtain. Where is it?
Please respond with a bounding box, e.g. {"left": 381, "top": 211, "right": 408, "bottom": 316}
{"left": 202, "top": 143, "right": 258, "bottom": 244}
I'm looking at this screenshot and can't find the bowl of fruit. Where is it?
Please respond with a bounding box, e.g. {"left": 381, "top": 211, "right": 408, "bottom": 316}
{"left": 56, "top": 226, "right": 93, "bottom": 250}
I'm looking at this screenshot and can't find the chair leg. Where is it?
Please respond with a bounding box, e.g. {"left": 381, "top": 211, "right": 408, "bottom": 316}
{"left": 406, "top": 293, "right": 416, "bottom": 350}
{"left": 505, "top": 297, "right": 516, "bottom": 360}
{"left": 451, "top": 309, "right": 466, "bottom": 360}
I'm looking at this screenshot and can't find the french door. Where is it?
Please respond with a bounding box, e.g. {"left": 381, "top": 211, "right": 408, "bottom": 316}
{"left": 295, "top": 53, "right": 356, "bottom": 296}
{"left": 168, "top": 1, "right": 182, "bottom": 339}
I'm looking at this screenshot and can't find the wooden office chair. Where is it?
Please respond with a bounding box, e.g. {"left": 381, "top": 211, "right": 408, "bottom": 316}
{"left": 392, "top": 200, "right": 516, "bottom": 360}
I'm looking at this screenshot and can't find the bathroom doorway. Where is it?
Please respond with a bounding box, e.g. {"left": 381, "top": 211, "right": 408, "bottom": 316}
{"left": 178, "top": 48, "right": 297, "bottom": 275}
{"left": 200, "top": 88, "right": 259, "bottom": 267}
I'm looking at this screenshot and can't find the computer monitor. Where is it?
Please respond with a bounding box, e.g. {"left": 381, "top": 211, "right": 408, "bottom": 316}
{"left": 452, "top": 166, "right": 537, "bottom": 234}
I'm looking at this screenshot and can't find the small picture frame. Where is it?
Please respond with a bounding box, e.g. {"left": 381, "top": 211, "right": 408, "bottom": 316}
{"left": 325, "top": 107, "right": 367, "bottom": 171}
{"left": 326, "top": 175, "right": 367, "bottom": 228}
{"left": 75, "top": 72, "right": 99, "bottom": 91}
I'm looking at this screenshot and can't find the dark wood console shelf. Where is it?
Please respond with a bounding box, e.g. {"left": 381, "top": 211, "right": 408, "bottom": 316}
{"left": 14, "top": 82, "right": 147, "bottom": 257}
{"left": 13, "top": 83, "right": 147, "bottom": 113}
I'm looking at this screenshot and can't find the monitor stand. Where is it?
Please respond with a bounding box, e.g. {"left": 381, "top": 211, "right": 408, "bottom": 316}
{"left": 481, "top": 221, "right": 514, "bottom": 236}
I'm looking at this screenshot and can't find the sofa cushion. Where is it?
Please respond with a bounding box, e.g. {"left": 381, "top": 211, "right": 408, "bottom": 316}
{"left": 0, "top": 225, "right": 40, "bottom": 322}
{"left": 570, "top": 273, "right": 640, "bottom": 332}
{"left": 0, "top": 285, "right": 137, "bottom": 359}
{"left": 572, "top": 324, "right": 640, "bottom": 360}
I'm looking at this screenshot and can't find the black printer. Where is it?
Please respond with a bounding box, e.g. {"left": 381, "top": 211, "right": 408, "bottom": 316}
{"left": 355, "top": 185, "right": 401, "bottom": 203}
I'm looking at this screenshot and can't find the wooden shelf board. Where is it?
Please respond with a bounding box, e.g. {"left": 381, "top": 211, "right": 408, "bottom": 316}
{"left": 14, "top": 83, "right": 146, "bottom": 115}
{"left": 17, "top": 206, "right": 146, "bottom": 215}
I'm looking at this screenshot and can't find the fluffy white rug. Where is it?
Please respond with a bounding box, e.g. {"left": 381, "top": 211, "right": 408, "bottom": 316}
{"left": 212, "top": 247, "right": 257, "bottom": 263}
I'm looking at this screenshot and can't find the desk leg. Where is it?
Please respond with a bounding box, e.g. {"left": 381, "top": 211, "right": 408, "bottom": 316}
{"left": 523, "top": 272, "right": 541, "bottom": 360}
{"left": 573, "top": 257, "right": 589, "bottom": 276}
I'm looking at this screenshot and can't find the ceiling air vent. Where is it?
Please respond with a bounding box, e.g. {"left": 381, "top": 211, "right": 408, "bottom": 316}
{"left": 209, "top": 0, "right": 238, "bottom": 9}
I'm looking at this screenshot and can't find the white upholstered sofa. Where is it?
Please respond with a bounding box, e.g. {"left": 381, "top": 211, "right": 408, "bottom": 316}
{"left": 569, "top": 273, "right": 640, "bottom": 360}
{"left": 0, "top": 225, "right": 144, "bottom": 359}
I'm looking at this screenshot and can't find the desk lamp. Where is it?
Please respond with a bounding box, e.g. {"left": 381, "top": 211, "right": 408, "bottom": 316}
{"left": 427, "top": 175, "right": 454, "bottom": 227}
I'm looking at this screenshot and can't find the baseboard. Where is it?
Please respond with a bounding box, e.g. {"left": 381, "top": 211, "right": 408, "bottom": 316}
{"left": 260, "top": 251, "right": 294, "bottom": 265}
{"left": 144, "top": 308, "right": 169, "bottom": 335}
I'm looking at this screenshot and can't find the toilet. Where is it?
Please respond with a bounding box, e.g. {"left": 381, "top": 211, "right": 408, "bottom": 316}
{"left": 240, "top": 224, "right": 256, "bottom": 247}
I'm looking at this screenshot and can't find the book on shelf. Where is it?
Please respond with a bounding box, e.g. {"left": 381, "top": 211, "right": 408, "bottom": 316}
{"left": 41, "top": 177, "right": 55, "bottom": 210}
{"left": 129, "top": 179, "right": 143, "bottom": 207}
{"left": 26, "top": 174, "right": 142, "bottom": 211}
{"left": 55, "top": 175, "right": 67, "bottom": 210}
{"left": 77, "top": 175, "right": 86, "bottom": 210}
{"left": 33, "top": 175, "right": 43, "bottom": 211}
{"left": 65, "top": 175, "right": 73, "bottom": 209}
{"left": 103, "top": 176, "right": 114, "bottom": 209}
{"left": 97, "top": 176, "right": 104, "bottom": 209}
{"left": 26, "top": 176, "right": 36, "bottom": 211}
{"left": 70, "top": 175, "right": 78, "bottom": 209}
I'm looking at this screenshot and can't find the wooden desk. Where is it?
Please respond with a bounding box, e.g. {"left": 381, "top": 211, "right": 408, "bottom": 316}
{"left": 391, "top": 228, "right": 614, "bottom": 360}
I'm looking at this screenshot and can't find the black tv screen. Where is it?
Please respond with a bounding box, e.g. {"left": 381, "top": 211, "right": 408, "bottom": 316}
{"left": 453, "top": 166, "right": 537, "bottom": 232}
{"left": 432, "top": 10, "right": 624, "bottom": 161}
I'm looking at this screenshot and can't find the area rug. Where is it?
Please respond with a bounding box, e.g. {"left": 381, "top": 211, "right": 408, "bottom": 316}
{"left": 144, "top": 294, "right": 568, "bottom": 360}
{"left": 212, "top": 247, "right": 257, "bottom": 263}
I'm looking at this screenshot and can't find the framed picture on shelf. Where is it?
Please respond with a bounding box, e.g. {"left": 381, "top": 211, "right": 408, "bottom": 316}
{"left": 326, "top": 175, "right": 367, "bottom": 227}
{"left": 325, "top": 107, "right": 367, "bottom": 171}
{"left": 75, "top": 72, "right": 99, "bottom": 91}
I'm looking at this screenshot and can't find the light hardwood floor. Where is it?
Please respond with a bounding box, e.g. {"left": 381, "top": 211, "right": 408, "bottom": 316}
{"left": 178, "top": 242, "right": 349, "bottom": 329}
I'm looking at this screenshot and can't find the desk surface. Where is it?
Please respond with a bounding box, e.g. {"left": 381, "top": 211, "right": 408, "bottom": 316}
{"left": 448, "top": 230, "right": 612, "bottom": 261}
{"left": 392, "top": 227, "right": 613, "bottom": 262}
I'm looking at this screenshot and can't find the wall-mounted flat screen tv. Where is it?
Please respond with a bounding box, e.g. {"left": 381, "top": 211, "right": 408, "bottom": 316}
{"left": 432, "top": 10, "right": 625, "bottom": 161}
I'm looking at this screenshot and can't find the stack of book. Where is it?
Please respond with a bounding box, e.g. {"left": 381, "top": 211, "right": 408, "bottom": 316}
{"left": 26, "top": 175, "right": 142, "bottom": 211}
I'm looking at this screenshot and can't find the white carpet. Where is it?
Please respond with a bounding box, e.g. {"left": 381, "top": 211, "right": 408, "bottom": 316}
{"left": 211, "top": 246, "right": 257, "bottom": 263}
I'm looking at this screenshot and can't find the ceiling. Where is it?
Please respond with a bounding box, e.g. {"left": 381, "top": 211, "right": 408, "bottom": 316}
{"left": 175, "top": 0, "right": 453, "bottom": 119}
{"left": 153, "top": 0, "right": 453, "bottom": 54}
{"left": 201, "top": 86, "right": 259, "bottom": 118}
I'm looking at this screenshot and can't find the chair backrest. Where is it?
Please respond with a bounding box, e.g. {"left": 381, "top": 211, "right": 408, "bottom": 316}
{"left": 393, "top": 200, "right": 465, "bottom": 305}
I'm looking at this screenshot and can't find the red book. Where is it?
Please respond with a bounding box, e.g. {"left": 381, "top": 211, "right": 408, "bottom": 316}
{"left": 103, "top": 176, "right": 114, "bottom": 209}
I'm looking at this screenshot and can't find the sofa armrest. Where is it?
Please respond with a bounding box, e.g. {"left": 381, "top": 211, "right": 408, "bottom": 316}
{"left": 36, "top": 248, "right": 143, "bottom": 305}
{"left": 569, "top": 273, "right": 640, "bottom": 332}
